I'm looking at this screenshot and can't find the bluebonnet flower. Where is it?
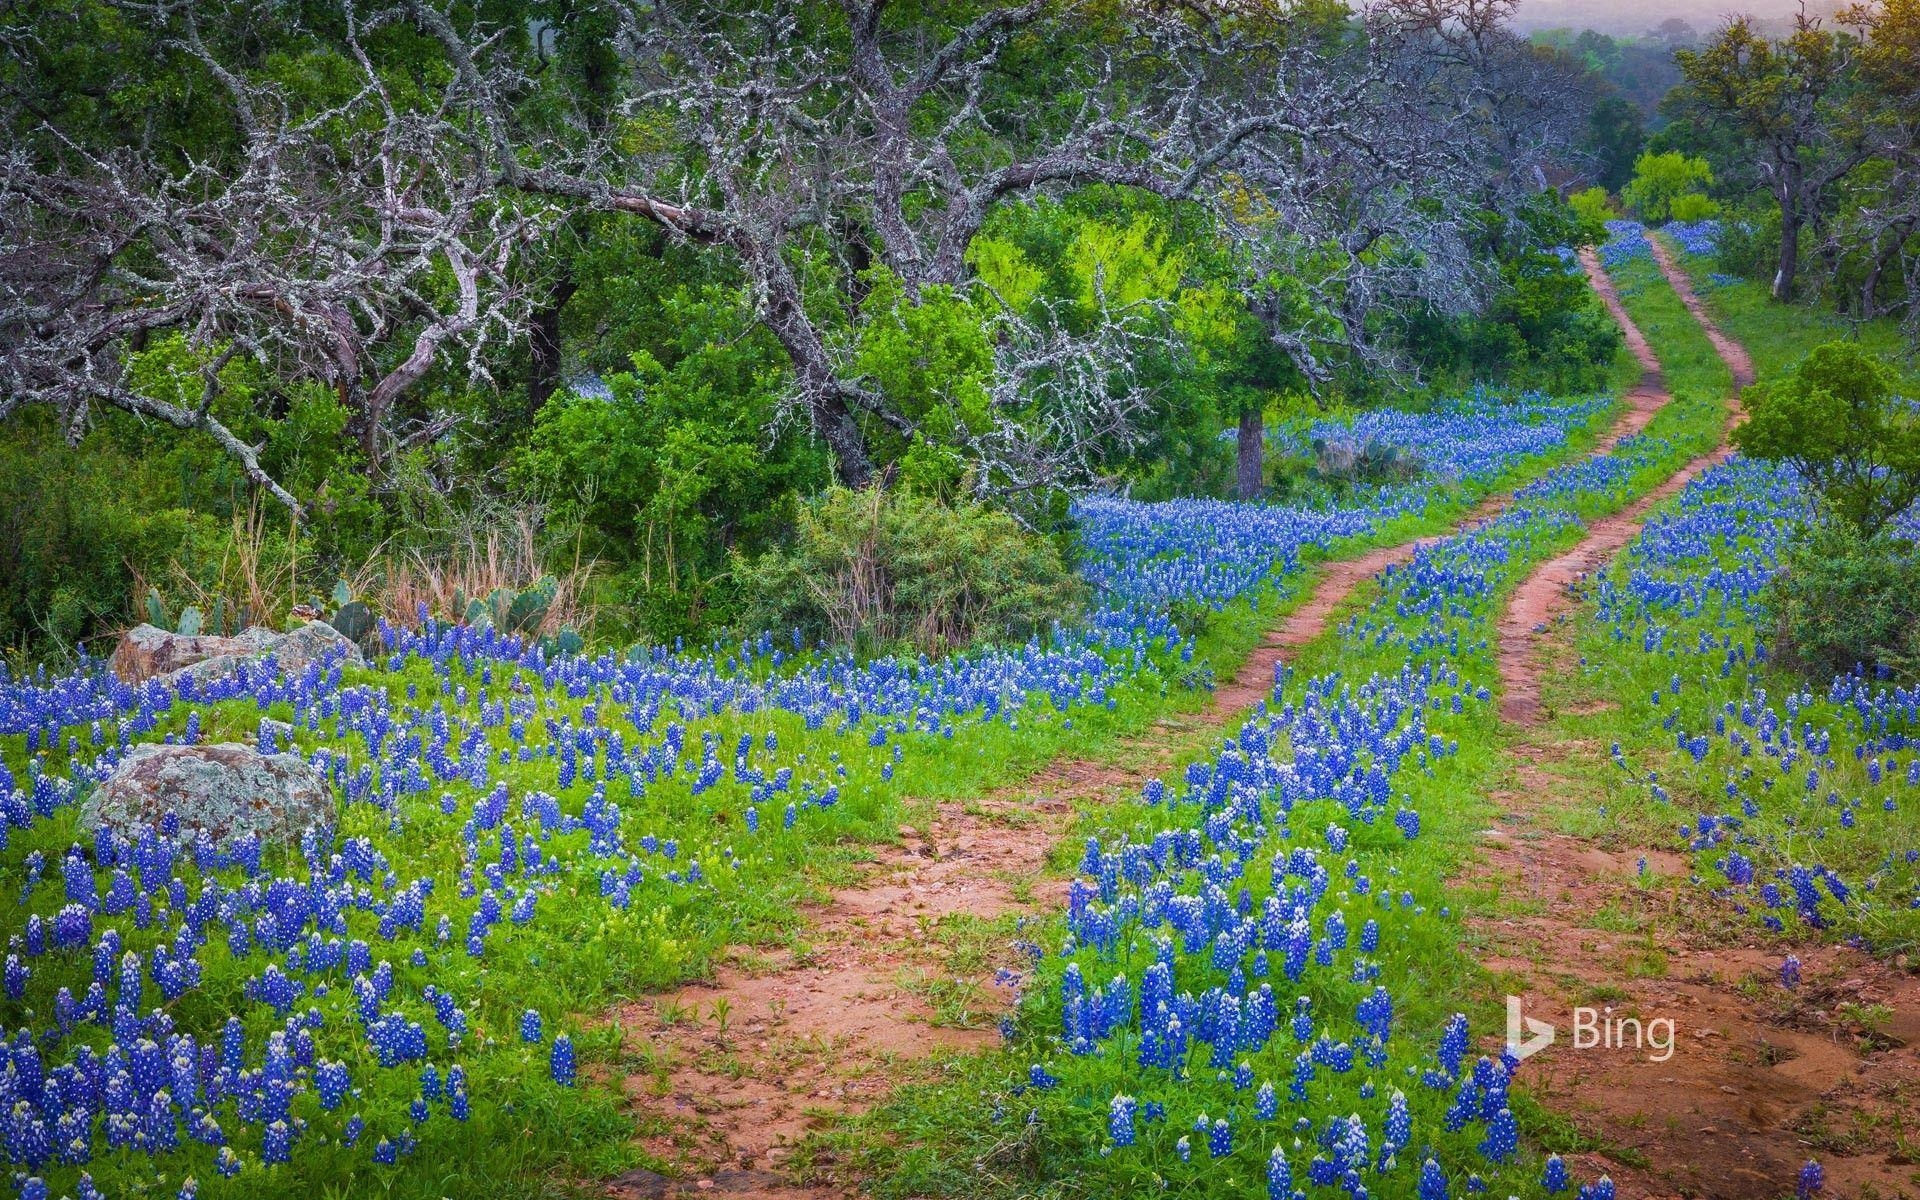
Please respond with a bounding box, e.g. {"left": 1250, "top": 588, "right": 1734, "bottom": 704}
{"left": 1108, "top": 1094, "right": 1136, "bottom": 1147}
{"left": 1266, "top": 1146, "right": 1291, "bottom": 1200}
{"left": 1543, "top": 1153, "right": 1570, "bottom": 1193}
{"left": 1479, "top": 1106, "right": 1518, "bottom": 1163}
{"left": 1384, "top": 1089, "right": 1411, "bottom": 1159}
{"left": 551, "top": 1034, "right": 576, "bottom": 1086}
{"left": 1207, "top": 1117, "right": 1231, "bottom": 1157}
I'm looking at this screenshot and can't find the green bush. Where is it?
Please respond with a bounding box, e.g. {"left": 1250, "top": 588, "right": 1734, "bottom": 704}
{"left": 1668, "top": 192, "right": 1720, "bottom": 221}
{"left": 510, "top": 285, "right": 828, "bottom": 643}
{"left": 1567, "top": 186, "right": 1615, "bottom": 234}
{"left": 733, "top": 487, "right": 1083, "bottom": 655}
{"left": 1763, "top": 520, "right": 1920, "bottom": 682}
{"left": 0, "top": 414, "right": 227, "bottom": 660}
{"left": 1712, "top": 204, "right": 1782, "bottom": 280}
{"left": 1621, "top": 150, "right": 1714, "bottom": 222}
{"left": 1732, "top": 341, "right": 1920, "bottom": 537}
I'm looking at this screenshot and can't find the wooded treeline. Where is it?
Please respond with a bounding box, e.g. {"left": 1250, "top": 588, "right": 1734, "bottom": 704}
{"left": 0, "top": 0, "right": 1680, "bottom": 653}
{"left": 1577, "top": 1, "right": 1920, "bottom": 323}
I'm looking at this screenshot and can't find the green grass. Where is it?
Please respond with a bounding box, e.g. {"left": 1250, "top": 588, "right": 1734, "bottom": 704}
{"left": 1606, "top": 250, "right": 1734, "bottom": 428}
{"left": 1650, "top": 233, "right": 1919, "bottom": 388}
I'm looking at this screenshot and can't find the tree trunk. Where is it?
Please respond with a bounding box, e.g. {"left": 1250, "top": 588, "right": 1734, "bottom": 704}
{"left": 1236, "top": 403, "right": 1264, "bottom": 501}
{"left": 342, "top": 383, "right": 379, "bottom": 470}
{"left": 1772, "top": 213, "right": 1801, "bottom": 301}
{"left": 1861, "top": 254, "right": 1885, "bottom": 320}
{"left": 1773, "top": 183, "right": 1803, "bottom": 302}
{"left": 1860, "top": 219, "right": 1913, "bottom": 320}
{"left": 819, "top": 390, "right": 875, "bottom": 489}
{"left": 527, "top": 267, "right": 577, "bottom": 418}
{"left": 741, "top": 240, "right": 878, "bottom": 488}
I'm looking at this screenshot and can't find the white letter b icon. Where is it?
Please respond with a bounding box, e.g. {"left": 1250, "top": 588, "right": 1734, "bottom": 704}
{"left": 1506, "top": 995, "right": 1555, "bottom": 1062}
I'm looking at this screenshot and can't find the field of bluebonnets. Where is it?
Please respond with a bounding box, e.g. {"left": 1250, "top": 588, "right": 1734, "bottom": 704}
{"left": 0, "top": 375, "right": 1635, "bottom": 1197}
{"left": 4, "top": 213, "right": 1917, "bottom": 1200}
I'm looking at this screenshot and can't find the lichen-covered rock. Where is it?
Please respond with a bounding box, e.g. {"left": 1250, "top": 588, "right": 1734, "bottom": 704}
{"left": 107, "top": 624, "right": 277, "bottom": 684}
{"left": 108, "top": 620, "right": 364, "bottom": 686}
{"left": 265, "top": 620, "right": 367, "bottom": 674}
{"left": 83, "top": 742, "right": 335, "bottom": 847}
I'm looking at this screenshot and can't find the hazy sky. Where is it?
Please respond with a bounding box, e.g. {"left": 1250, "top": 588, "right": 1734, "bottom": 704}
{"left": 1512, "top": 0, "right": 1820, "bottom": 36}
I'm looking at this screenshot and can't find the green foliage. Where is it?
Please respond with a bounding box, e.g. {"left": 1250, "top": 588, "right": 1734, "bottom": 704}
{"left": 968, "top": 193, "right": 1255, "bottom": 499}
{"left": 850, "top": 266, "right": 997, "bottom": 495}
{"left": 0, "top": 412, "right": 229, "bottom": 659}
{"left": 1667, "top": 13, "right": 1878, "bottom": 303}
{"left": 1667, "top": 192, "right": 1719, "bottom": 221}
{"left": 513, "top": 283, "right": 828, "bottom": 641}
{"left": 1704, "top": 202, "right": 1784, "bottom": 280}
{"left": 1620, "top": 151, "right": 1714, "bottom": 222}
{"left": 1535, "top": 28, "right": 1683, "bottom": 120}
{"left": 1732, "top": 342, "right": 1920, "bottom": 537}
{"left": 1567, "top": 186, "right": 1616, "bottom": 233}
{"left": 1386, "top": 194, "right": 1620, "bottom": 397}
{"left": 0, "top": 324, "right": 399, "bottom": 660}
{"left": 733, "top": 487, "right": 1083, "bottom": 655}
{"left": 1583, "top": 95, "right": 1648, "bottom": 191}
{"left": 1762, "top": 520, "right": 1920, "bottom": 682}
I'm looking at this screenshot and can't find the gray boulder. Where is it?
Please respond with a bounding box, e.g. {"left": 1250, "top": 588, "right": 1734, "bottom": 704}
{"left": 84, "top": 742, "right": 335, "bottom": 847}
{"left": 266, "top": 620, "right": 368, "bottom": 674}
{"left": 108, "top": 624, "right": 276, "bottom": 683}
{"left": 108, "top": 620, "right": 365, "bottom": 686}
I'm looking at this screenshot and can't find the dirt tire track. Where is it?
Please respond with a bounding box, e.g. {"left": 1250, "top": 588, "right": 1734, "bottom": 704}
{"left": 597, "top": 247, "right": 1714, "bottom": 1199}
{"left": 1475, "top": 238, "right": 1920, "bottom": 1200}
{"left": 1496, "top": 243, "right": 1746, "bottom": 724}
{"left": 1471, "top": 795, "right": 1920, "bottom": 1200}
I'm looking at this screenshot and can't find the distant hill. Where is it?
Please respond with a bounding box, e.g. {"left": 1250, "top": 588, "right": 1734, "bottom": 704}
{"left": 1514, "top": 0, "right": 1847, "bottom": 37}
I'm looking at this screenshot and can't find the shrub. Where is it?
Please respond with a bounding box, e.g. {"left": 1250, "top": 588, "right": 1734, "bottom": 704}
{"left": 1763, "top": 520, "right": 1920, "bottom": 682}
{"left": 0, "top": 416, "right": 226, "bottom": 660}
{"left": 1620, "top": 151, "right": 1714, "bottom": 223}
{"left": 1668, "top": 192, "right": 1720, "bottom": 222}
{"left": 510, "top": 292, "right": 828, "bottom": 643}
{"left": 1732, "top": 341, "right": 1920, "bottom": 537}
{"left": 1567, "top": 186, "right": 1615, "bottom": 233}
{"left": 1712, "top": 204, "right": 1782, "bottom": 281}
{"left": 733, "top": 487, "right": 1083, "bottom": 654}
